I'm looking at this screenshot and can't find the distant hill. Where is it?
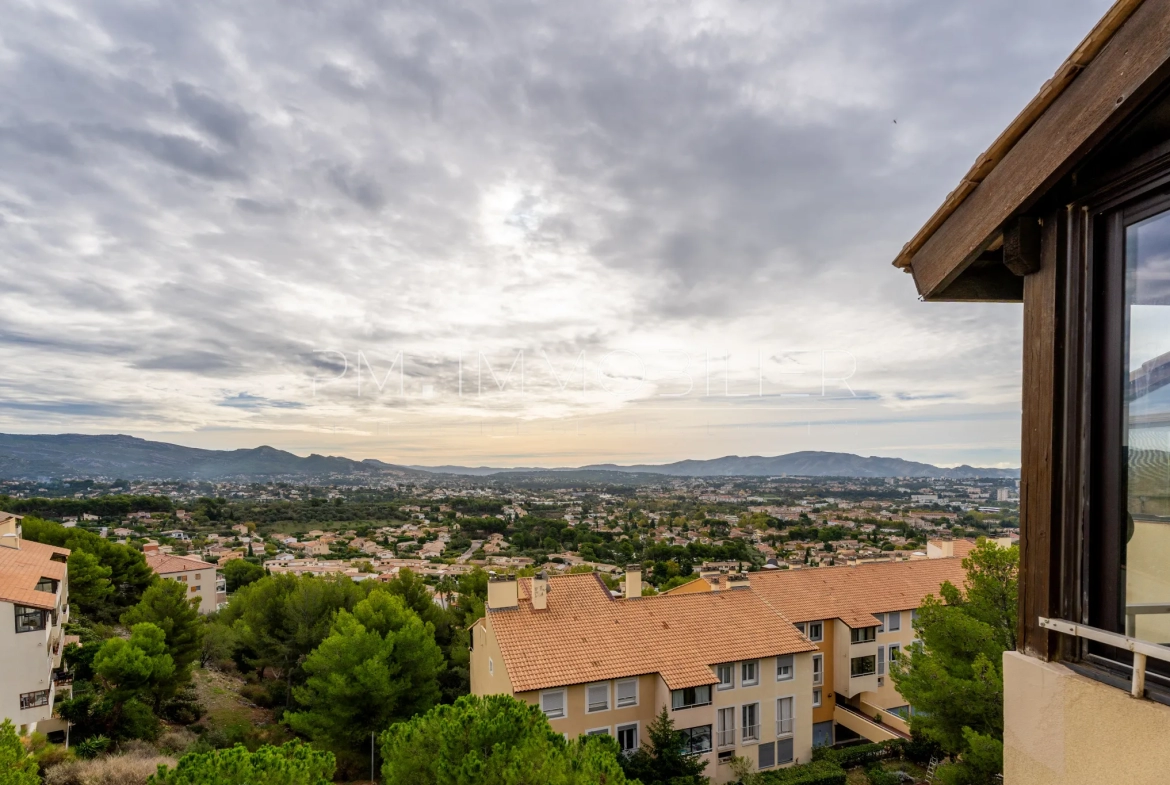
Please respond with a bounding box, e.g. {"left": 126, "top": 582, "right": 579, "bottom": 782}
{"left": 0, "top": 434, "right": 1017, "bottom": 481}
{"left": 0, "top": 433, "right": 427, "bottom": 481}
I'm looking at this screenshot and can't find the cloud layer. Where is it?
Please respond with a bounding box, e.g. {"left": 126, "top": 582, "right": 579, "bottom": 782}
{"left": 0, "top": 0, "right": 1114, "bottom": 467}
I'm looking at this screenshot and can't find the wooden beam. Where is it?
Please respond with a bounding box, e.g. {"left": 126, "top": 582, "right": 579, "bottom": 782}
{"left": 931, "top": 264, "right": 1023, "bottom": 302}
{"left": 911, "top": 0, "right": 1170, "bottom": 298}
{"left": 1003, "top": 216, "right": 1042, "bottom": 276}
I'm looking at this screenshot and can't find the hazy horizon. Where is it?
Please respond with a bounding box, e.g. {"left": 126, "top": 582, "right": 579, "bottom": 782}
{"left": 0, "top": 0, "right": 1113, "bottom": 468}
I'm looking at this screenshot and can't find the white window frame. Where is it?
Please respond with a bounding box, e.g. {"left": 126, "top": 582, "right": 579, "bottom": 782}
{"left": 876, "top": 612, "right": 885, "bottom": 633}
{"left": 812, "top": 688, "right": 822, "bottom": 708}
{"left": 616, "top": 678, "right": 638, "bottom": 708}
{"left": 812, "top": 653, "right": 823, "bottom": 686}
{"left": 488, "top": 657, "right": 494, "bottom": 675}
{"left": 878, "top": 645, "right": 886, "bottom": 676}
{"left": 585, "top": 726, "right": 610, "bottom": 737}
{"left": 888, "top": 611, "right": 901, "bottom": 632}
{"left": 586, "top": 682, "right": 611, "bottom": 713}
{"left": 741, "top": 660, "right": 760, "bottom": 687}
{"left": 776, "top": 696, "right": 795, "bottom": 738}
{"left": 741, "top": 701, "right": 761, "bottom": 744}
{"left": 616, "top": 722, "right": 639, "bottom": 755}
{"left": 807, "top": 621, "right": 823, "bottom": 642}
{"left": 541, "top": 688, "right": 566, "bottom": 719}
{"left": 716, "top": 663, "right": 735, "bottom": 691}
{"left": 716, "top": 706, "right": 736, "bottom": 748}
{"left": 889, "top": 643, "right": 901, "bottom": 665}
{"left": 776, "top": 654, "right": 794, "bottom": 681}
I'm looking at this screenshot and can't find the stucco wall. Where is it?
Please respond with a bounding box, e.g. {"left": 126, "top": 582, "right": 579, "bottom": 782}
{"left": 1004, "top": 650, "right": 1170, "bottom": 785}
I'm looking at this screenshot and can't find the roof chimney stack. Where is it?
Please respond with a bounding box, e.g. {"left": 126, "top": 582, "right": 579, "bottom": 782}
{"left": 487, "top": 575, "right": 518, "bottom": 610}
{"left": 623, "top": 566, "right": 642, "bottom": 599}
{"left": 532, "top": 571, "right": 549, "bottom": 610}
{"left": 0, "top": 512, "right": 22, "bottom": 550}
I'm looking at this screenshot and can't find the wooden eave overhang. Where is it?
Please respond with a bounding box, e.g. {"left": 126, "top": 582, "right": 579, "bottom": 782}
{"left": 894, "top": 0, "right": 1170, "bottom": 301}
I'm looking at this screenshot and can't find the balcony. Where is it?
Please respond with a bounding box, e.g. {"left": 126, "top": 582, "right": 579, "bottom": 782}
{"left": 52, "top": 668, "right": 73, "bottom": 687}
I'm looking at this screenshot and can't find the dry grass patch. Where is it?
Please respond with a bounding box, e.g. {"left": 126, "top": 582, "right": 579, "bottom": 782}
{"left": 43, "top": 751, "right": 177, "bottom": 785}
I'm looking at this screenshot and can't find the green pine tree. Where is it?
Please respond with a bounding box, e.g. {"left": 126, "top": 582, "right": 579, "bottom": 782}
{"left": 620, "top": 705, "right": 708, "bottom": 785}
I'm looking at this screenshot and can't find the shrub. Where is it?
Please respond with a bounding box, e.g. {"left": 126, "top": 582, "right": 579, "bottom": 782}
{"left": 156, "top": 729, "right": 198, "bottom": 756}
{"left": 902, "top": 732, "right": 945, "bottom": 765}
{"left": 813, "top": 740, "right": 903, "bottom": 769}
{"left": 865, "top": 763, "right": 901, "bottom": 785}
{"left": 146, "top": 741, "right": 334, "bottom": 785}
{"left": 756, "top": 759, "right": 847, "bottom": 785}
{"left": 74, "top": 736, "right": 111, "bottom": 760}
{"left": 43, "top": 751, "right": 176, "bottom": 785}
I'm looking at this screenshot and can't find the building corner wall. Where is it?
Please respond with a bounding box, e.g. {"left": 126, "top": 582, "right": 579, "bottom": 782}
{"left": 1004, "top": 650, "right": 1170, "bottom": 785}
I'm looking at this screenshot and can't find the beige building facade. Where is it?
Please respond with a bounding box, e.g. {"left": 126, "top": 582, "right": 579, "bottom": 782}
{"left": 144, "top": 553, "right": 225, "bottom": 613}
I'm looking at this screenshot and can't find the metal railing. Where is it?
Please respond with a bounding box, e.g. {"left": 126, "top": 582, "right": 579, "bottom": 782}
{"left": 1039, "top": 617, "right": 1170, "bottom": 698}
{"left": 52, "top": 668, "right": 73, "bottom": 687}
{"left": 716, "top": 728, "right": 735, "bottom": 748}
{"left": 1124, "top": 603, "right": 1170, "bottom": 637}
{"left": 742, "top": 724, "right": 760, "bottom": 743}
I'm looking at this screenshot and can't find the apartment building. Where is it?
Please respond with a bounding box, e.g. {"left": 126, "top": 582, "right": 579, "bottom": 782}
{"left": 666, "top": 558, "right": 967, "bottom": 748}
{"left": 894, "top": 2, "right": 1170, "bottom": 781}
{"left": 0, "top": 512, "right": 72, "bottom": 735}
{"left": 144, "top": 553, "right": 226, "bottom": 613}
{"left": 474, "top": 568, "right": 833, "bottom": 783}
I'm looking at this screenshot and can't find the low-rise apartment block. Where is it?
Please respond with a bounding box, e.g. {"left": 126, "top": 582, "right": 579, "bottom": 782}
{"left": 144, "top": 553, "right": 225, "bottom": 613}
{"left": 0, "top": 512, "right": 72, "bottom": 735}
{"left": 471, "top": 557, "right": 966, "bottom": 781}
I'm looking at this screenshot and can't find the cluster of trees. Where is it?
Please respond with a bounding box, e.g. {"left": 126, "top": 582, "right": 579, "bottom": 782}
{"left": 1, "top": 494, "right": 173, "bottom": 519}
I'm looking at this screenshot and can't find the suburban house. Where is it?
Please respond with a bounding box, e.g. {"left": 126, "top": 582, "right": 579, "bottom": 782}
{"left": 0, "top": 512, "right": 72, "bottom": 736}
{"left": 893, "top": 1, "right": 1170, "bottom": 781}
{"left": 144, "top": 553, "right": 226, "bottom": 614}
{"left": 663, "top": 558, "right": 967, "bottom": 748}
{"left": 469, "top": 557, "right": 965, "bottom": 782}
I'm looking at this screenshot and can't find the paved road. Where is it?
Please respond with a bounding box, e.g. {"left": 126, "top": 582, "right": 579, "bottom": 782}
{"left": 457, "top": 540, "right": 483, "bottom": 563}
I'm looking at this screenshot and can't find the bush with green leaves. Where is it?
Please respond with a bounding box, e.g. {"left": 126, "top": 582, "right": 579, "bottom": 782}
{"left": 73, "top": 735, "right": 110, "bottom": 760}
{"left": 755, "top": 759, "right": 847, "bottom": 785}
{"left": 146, "top": 741, "right": 334, "bottom": 785}
{"left": 0, "top": 719, "right": 39, "bottom": 785}
{"left": 813, "top": 740, "right": 902, "bottom": 769}
{"left": 864, "top": 764, "right": 901, "bottom": 785}
{"left": 380, "top": 693, "right": 632, "bottom": 785}
{"left": 619, "top": 705, "right": 708, "bottom": 785}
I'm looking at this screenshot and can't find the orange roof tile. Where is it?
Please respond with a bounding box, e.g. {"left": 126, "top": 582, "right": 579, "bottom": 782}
{"left": 144, "top": 553, "right": 214, "bottom": 575}
{"left": 0, "top": 539, "right": 69, "bottom": 610}
{"left": 490, "top": 573, "right": 816, "bottom": 693}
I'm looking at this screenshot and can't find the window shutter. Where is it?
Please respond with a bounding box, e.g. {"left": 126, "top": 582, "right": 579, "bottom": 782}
{"left": 776, "top": 654, "right": 793, "bottom": 679}
{"left": 758, "top": 741, "right": 776, "bottom": 769}
{"left": 876, "top": 613, "right": 885, "bottom": 633}
{"left": 878, "top": 646, "right": 886, "bottom": 676}
{"left": 617, "top": 679, "right": 637, "bottom": 707}
{"left": 777, "top": 737, "right": 795, "bottom": 764}
{"left": 888, "top": 611, "right": 901, "bottom": 631}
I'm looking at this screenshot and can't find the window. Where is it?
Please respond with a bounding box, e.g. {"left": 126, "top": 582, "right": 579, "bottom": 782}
{"left": 34, "top": 577, "right": 57, "bottom": 593}
{"left": 850, "top": 655, "right": 877, "bottom": 677}
{"left": 812, "top": 688, "right": 822, "bottom": 707}
{"left": 878, "top": 646, "right": 886, "bottom": 676}
{"left": 19, "top": 690, "right": 49, "bottom": 710}
{"left": 758, "top": 740, "right": 776, "bottom": 769}
{"left": 875, "top": 613, "right": 885, "bottom": 633}
{"left": 850, "top": 626, "right": 876, "bottom": 644}
{"left": 741, "top": 660, "right": 759, "bottom": 686}
{"left": 14, "top": 606, "right": 45, "bottom": 634}
{"left": 718, "top": 750, "right": 735, "bottom": 765}
{"left": 777, "top": 736, "right": 795, "bottom": 764}
{"left": 586, "top": 727, "right": 609, "bottom": 736}
{"left": 742, "top": 702, "right": 760, "bottom": 743}
{"left": 775, "top": 654, "right": 793, "bottom": 681}
{"left": 541, "top": 690, "right": 565, "bottom": 719}
{"left": 812, "top": 654, "right": 823, "bottom": 686}
{"left": 488, "top": 657, "right": 493, "bottom": 675}
{"left": 776, "top": 697, "right": 794, "bottom": 736}
{"left": 911, "top": 609, "right": 918, "bottom": 625}
{"left": 192, "top": 586, "right": 200, "bottom": 592}
{"left": 887, "top": 611, "right": 901, "bottom": 632}
{"left": 716, "top": 663, "right": 734, "bottom": 690}
{"left": 679, "top": 725, "right": 712, "bottom": 755}
{"left": 616, "top": 678, "right": 638, "bottom": 708}
{"left": 616, "top": 723, "right": 638, "bottom": 754}
{"left": 717, "top": 707, "right": 735, "bottom": 748}
{"left": 671, "top": 685, "right": 711, "bottom": 710}
{"left": 807, "top": 621, "right": 823, "bottom": 642}
{"left": 889, "top": 644, "right": 901, "bottom": 664}
{"left": 587, "top": 683, "right": 610, "bottom": 713}
{"left": 195, "top": 573, "right": 202, "bottom": 579}
{"left": 795, "top": 622, "right": 805, "bottom": 634}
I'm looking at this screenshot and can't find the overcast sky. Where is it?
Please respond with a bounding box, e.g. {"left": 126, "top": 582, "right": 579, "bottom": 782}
{"left": 0, "top": 0, "right": 1114, "bottom": 468}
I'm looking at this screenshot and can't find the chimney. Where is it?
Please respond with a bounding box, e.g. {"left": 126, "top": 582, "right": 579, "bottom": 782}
{"left": 487, "top": 575, "right": 518, "bottom": 610}
{"left": 624, "top": 566, "right": 642, "bottom": 599}
{"left": 726, "top": 573, "right": 750, "bottom": 590}
{"left": 700, "top": 565, "right": 723, "bottom": 591}
{"left": 0, "top": 513, "right": 21, "bottom": 550}
{"left": 531, "top": 571, "right": 549, "bottom": 611}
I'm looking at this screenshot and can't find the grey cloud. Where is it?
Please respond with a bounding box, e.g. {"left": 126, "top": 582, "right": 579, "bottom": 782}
{"left": 173, "top": 82, "right": 250, "bottom": 147}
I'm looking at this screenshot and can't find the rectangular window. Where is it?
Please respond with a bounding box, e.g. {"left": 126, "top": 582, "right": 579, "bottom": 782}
{"left": 586, "top": 727, "right": 609, "bottom": 736}
{"left": 887, "top": 611, "right": 901, "bottom": 632}
{"left": 807, "top": 621, "right": 823, "bottom": 642}
{"left": 488, "top": 658, "right": 493, "bottom": 675}
{"left": 795, "top": 622, "right": 805, "bottom": 634}
{"left": 812, "top": 688, "right": 822, "bottom": 708}
{"left": 671, "top": 685, "right": 712, "bottom": 710}
{"left": 758, "top": 740, "right": 776, "bottom": 770}
{"left": 616, "top": 723, "right": 638, "bottom": 754}
{"left": 850, "top": 655, "right": 877, "bottom": 677}
{"left": 14, "top": 606, "right": 45, "bottom": 634}
{"left": 878, "top": 646, "right": 886, "bottom": 676}
{"left": 777, "top": 736, "right": 795, "bottom": 764}
{"left": 587, "top": 683, "right": 610, "bottom": 713}
{"left": 679, "top": 725, "right": 712, "bottom": 755}
{"left": 742, "top": 702, "right": 760, "bottom": 742}
{"left": 541, "top": 690, "right": 565, "bottom": 719}
{"left": 717, "top": 706, "right": 735, "bottom": 748}
{"left": 775, "top": 654, "right": 793, "bottom": 681}
{"left": 616, "top": 678, "right": 638, "bottom": 708}
{"left": 850, "top": 626, "right": 876, "bottom": 644}
{"left": 776, "top": 697, "right": 794, "bottom": 736}
{"left": 741, "top": 660, "right": 759, "bottom": 686}
{"left": 911, "top": 609, "right": 918, "bottom": 625}
{"left": 716, "top": 663, "right": 734, "bottom": 690}
{"left": 876, "top": 613, "right": 885, "bottom": 633}
{"left": 19, "top": 690, "right": 49, "bottom": 710}
{"left": 34, "top": 577, "right": 57, "bottom": 593}
{"left": 889, "top": 644, "right": 901, "bottom": 663}
{"left": 812, "top": 654, "right": 823, "bottom": 686}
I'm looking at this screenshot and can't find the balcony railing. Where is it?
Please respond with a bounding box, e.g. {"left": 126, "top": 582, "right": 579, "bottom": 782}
{"left": 52, "top": 668, "right": 73, "bottom": 687}
{"left": 716, "top": 728, "right": 735, "bottom": 748}
{"left": 742, "top": 724, "right": 760, "bottom": 743}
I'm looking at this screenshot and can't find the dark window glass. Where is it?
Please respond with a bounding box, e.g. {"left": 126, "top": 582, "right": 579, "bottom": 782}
{"left": 14, "top": 606, "right": 45, "bottom": 634}
{"left": 671, "top": 685, "right": 712, "bottom": 709}
{"left": 850, "top": 626, "right": 876, "bottom": 644}
{"left": 850, "top": 655, "right": 876, "bottom": 677}
{"left": 679, "top": 725, "right": 712, "bottom": 755}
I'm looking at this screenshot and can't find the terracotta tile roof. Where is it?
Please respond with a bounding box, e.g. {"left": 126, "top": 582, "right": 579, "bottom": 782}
{"left": 489, "top": 573, "right": 817, "bottom": 693}
{"left": 145, "top": 553, "right": 214, "bottom": 575}
{"left": 0, "top": 540, "right": 69, "bottom": 610}
{"left": 745, "top": 557, "right": 967, "bottom": 624}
